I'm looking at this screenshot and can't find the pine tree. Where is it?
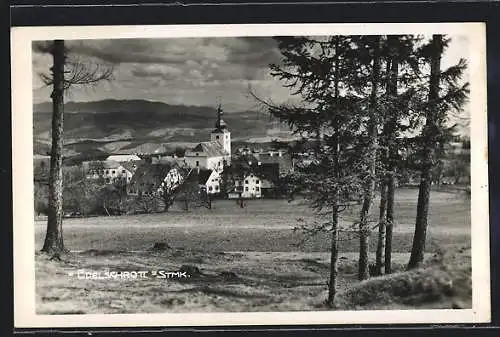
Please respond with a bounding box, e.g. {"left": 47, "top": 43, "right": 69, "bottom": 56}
{"left": 407, "top": 35, "right": 469, "bottom": 269}
{"left": 256, "top": 36, "right": 366, "bottom": 305}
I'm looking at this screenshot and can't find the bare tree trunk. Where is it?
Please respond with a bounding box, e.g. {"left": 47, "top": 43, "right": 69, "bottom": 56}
{"left": 384, "top": 35, "right": 399, "bottom": 274}
{"left": 327, "top": 38, "right": 341, "bottom": 306}
{"left": 385, "top": 171, "right": 395, "bottom": 273}
{"left": 375, "top": 179, "right": 387, "bottom": 275}
{"left": 41, "top": 40, "right": 66, "bottom": 255}
{"left": 408, "top": 35, "right": 442, "bottom": 269}
{"left": 327, "top": 192, "right": 339, "bottom": 306}
{"left": 358, "top": 35, "right": 381, "bottom": 281}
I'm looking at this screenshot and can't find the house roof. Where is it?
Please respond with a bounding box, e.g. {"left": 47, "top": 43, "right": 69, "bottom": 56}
{"left": 130, "top": 163, "right": 176, "bottom": 187}
{"left": 102, "top": 160, "right": 122, "bottom": 169}
{"left": 120, "top": 161, "right": 140, "bottom": 174}
{"left": 186, "top": 141, "right": 227, "bottom": 157}
{"left": 124, "top": 143, "right": 169, "bottom": 155}
{"left": 197, "top": 169, "right": 213, "bottom": 185}
{"left": 106, "top": 154, "right": 142, "bottom": 162}
{"left": 257, "top": 153, "right": 293, "bottom": 172}
{"left": 225, "top": 162, "right": 280, "bottom": 183}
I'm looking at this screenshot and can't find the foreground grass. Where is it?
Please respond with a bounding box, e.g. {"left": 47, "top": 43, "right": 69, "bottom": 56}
{"left": 34, "top": 189, "right": 471, "bottom": 313}
{"left": 35, "top": 246, "right": 471, "bottom": 314}
{"left": 35, "top": 190, "right": 470, "bottom": 253}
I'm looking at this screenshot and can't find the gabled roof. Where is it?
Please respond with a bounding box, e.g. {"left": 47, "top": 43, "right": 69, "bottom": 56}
{"left": 212, "top": 127, "right": 230, "bottom": 134}
{"left": 120, "top": 161, "right": 140, "bottom": 174}
{"left": 257, "top": 153, "right": 293, "bottom": 171}
{"left": 102, "top": 160, "right": 122, "bottom": 169}
{"left": 129, "top": 163, "right": 176, "bottom": 187}
{"left": 106, "top": 154, "right": 142, "bottom": 162}
{"left": 186, "top": 141, "right": 227, "bottom": 157}
{"left": 197, "top": 169, "right": 214, "bottom": 185}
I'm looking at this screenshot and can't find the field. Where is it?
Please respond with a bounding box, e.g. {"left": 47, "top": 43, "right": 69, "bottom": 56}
{"left": 34, "top": 188, "right": 472, "bottom": 314}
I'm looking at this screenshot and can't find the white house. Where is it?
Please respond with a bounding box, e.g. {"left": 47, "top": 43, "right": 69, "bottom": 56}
{"left": 85, "top": 160, "right": 133, "bottom": 184}
{"left": 235, "top": 173, "right": 262, "bottom": 198}
{"left": 106, "top": 154, "right": 142, "bottom": 162}
{"left": 198, "top": 169, "right": 221, "bottom": 195}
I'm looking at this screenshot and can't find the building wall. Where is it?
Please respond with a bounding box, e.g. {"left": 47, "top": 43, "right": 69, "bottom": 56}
{"left": 87, "top": 165, "right": 132, "bottom": 184}
{"left": 237, "top": 173, "right": 262, "bottom": 198}
{"left": 185, "top": 155, "right": 208, "bottom": 170}
{"left": 185, "top": 155, "right": 225, "bottom": 173}
{"left": 211, "top": 131, "right": 231, "bottom": 157}
{"left": 204, "top": 170, "right": 221, "bottom": 194}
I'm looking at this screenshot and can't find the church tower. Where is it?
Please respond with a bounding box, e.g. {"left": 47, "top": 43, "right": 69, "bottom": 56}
{"left": 210, "top": 103, "right": 231, "bottom": 157}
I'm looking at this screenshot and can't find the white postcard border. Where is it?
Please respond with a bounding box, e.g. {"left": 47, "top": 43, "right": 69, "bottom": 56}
{"left": 11, "top": 22, "right": 490, "bottom": 328}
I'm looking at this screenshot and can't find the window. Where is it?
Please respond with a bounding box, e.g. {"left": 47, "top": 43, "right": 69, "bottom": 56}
{"left": 112, "top": 170, "right": 116, "bottom": 174}
{"left": 245, "top": 180, "right": 249, "bottom": 184}
{"left": 209, "top": 186, "right": 213, "bottom": 191}
{"left": 196, "top": 153, "right": 199, "bottom": 156}
{"left": 216, "top": 135, "right": 220, "bottom": 139}
{"left": 215, "top": 185, "right": 219, "bottom": 191}
{"left": 245, "top": 187, "right": 249, "bottom": 191}
{"left": 256, "top": 187, "right": 260, "bottom": 191}
{"left": 196, "top": 161, "right": 199, "bottom": 167}
{"left": 226, "top": 135, "right": 229, "bottom": 139}
{"left": 105, "top": 170, "right": 109, "bottom": 174}
{"left": 256, "top": 180, "right": 260, "bottom": 184}
{"left": 122, "top": 170, "right": 126, "bottom": 174}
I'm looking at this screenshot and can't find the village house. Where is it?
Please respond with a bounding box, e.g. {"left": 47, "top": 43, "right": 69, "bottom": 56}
{"left": 105, "top": 154, "right": 142, "bottom": 162}
{"left": 197, "top": 168, "right": 221, "bottom": 195}
{"left": 128, "top": 163, "right": 175, "bottom": 196}
{"left": 128, "top": 162, "right": 195, "bottom": 197}
{"left": 83, "top": 160, "right": 134, "bottom": 184}
{"left": 226, "top": 159, "right": 280, "bottom": 199}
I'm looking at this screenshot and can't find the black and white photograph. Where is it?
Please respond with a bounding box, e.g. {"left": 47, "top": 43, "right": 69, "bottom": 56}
{"left": 11, "top": 23, "right": 490, "bottom": 327}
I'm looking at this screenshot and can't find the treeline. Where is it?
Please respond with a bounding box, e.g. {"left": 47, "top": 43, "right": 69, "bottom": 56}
{"left": 257, "top": 34, "right": 469, "bottom": 305}
{"left": 34, "top": 167, "right": 215, "bottom": 217}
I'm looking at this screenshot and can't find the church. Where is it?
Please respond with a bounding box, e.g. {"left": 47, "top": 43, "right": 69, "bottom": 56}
{"left": 184, "top": 104, "right": 232, "bottom": 173}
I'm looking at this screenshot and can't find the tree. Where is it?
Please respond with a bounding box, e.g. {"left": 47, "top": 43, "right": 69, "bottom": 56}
{"left": 158, "top": 168, "right": 188, "bottom": 212}
{"left": 373, "top": 35, "right": 424, "bottom": 275}
{"left": 255, "top": 36, "right": 366, "bottom": 306}
{"left": 407, "top": 35, "right": 469, "bottom": 269}
{"left": 37, "top": 40, "right": 113, "bottom": 254}
{"left": 357, "top": 35, "right": 382, "bottom": 281}
{"left": 175, "top": 170, "right": 203, "bottom": 211}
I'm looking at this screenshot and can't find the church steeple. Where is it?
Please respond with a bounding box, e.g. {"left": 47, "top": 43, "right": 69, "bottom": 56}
{"left": 211, "top": 100, "right": 231, "bottom": 158}
{"left": 215, "top": 103, "right": 227, "bottom": 130}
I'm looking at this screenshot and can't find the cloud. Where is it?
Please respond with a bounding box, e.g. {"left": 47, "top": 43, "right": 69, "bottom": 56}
{"left": 32, "top": 35, "right": 470, "bottom": 113}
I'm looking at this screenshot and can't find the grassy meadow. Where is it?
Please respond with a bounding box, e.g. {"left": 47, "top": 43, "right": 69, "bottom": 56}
{"left": 34, "top": 188, "right": 472, "bottom": 314}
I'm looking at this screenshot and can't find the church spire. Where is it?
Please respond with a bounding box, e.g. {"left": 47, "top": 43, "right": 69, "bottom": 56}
{"left": 215, "top": 101, "right": 227, "bottom": 130}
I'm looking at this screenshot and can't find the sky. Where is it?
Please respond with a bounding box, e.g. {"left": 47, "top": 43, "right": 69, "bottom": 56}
{"left": 32, "top": 35, "right": 470, "bottom": 113}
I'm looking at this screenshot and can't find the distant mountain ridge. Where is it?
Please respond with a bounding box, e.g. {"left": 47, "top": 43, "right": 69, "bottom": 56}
{"left": 33, "top": 99, "right": 295, "bottom": 158}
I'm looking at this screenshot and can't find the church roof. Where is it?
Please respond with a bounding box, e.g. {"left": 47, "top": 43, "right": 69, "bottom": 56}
{"left": 211, "top": 127, "right": 230, "bottom": 134}
{"left": 186, "top": 141, "right": 228, "bottom": 157}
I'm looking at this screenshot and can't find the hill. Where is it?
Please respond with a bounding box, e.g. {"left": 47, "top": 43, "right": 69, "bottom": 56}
{"left": 33, "top": 99, "right": 295, "bottom": 157}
